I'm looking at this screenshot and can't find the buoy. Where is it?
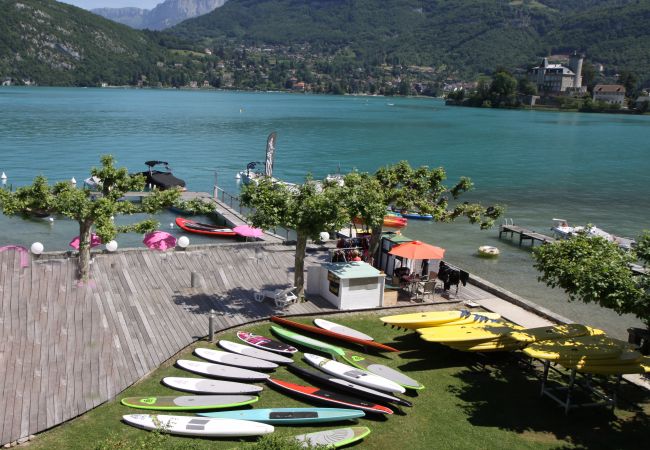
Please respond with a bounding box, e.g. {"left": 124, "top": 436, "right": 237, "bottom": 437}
{"left": 478, "top": 245, "right": 500, "bottom": 257}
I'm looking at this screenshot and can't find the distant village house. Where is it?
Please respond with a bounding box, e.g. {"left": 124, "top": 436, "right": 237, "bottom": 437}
{"left": 593, "top": 84, "right": 626, "bottom": 105}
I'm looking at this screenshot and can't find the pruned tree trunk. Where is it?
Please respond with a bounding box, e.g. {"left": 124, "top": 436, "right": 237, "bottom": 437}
{"left": 77, "top": 220, "right": 93, "bottom": 281}
{"left": 294, "top": 232, "right": 308, "bottom": 296}
{"left": 369, "top": 226, "right": 383, "bottom": 268}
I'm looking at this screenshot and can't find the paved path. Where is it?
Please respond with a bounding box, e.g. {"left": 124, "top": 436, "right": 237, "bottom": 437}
{"left": 0, "top": 243, "right": 510, "bottom": 445}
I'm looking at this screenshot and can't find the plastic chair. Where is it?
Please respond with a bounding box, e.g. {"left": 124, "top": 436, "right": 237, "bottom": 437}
{"left": 254, "top": 286, "right": 298, "bottom": 309}
{"left": 415, "top": 280, "right": 436, "bottom": 302}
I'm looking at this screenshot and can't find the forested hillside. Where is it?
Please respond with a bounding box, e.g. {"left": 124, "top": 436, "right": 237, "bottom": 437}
{"left": 0, "top": 0, "right": 165, "bottom": 85}
{"left": 169, "top": 0, "right": 650, "bottom": 79}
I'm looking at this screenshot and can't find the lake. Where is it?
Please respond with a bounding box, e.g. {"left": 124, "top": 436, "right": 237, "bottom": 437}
{"left": 1, "top": 87, "right": 649, "bottom": 337}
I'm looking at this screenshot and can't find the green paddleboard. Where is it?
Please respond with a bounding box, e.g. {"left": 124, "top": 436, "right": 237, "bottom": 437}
{"left": 120, "top": 395, "right": 259, "bottom": 411}
{"left": 271, "top": 326, "right": 346, "bottom": 357}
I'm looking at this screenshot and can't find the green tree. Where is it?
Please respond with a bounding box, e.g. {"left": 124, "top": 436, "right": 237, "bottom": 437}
{"left": 240, "top": 177, "right": 348, "bottom": 295}
{"left": 517, "top": 77, "right": 537, "bottom": 96}
{"left": 490, "top": 71, "right": 518, "bottom": 107}
{"left": 0, "top": 155, "right": 181, "bottom": 280}
{"left": 344, "top": 162, "right": 504, "bottom": 263}
{"left": 533, "top": 232, "right": 650, "bottom": 329}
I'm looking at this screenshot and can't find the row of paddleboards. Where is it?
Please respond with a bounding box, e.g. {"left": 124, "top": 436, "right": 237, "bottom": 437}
{"left": 124, "top": 414, "right": 370, "bottom": 446}
{"left": 120, "top": 318, "right": 417, "bottom": 445}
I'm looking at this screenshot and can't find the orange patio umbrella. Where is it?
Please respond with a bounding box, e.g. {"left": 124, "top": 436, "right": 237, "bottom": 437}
{"left": 389, "top": 240, "right": 445, "bottom": 260}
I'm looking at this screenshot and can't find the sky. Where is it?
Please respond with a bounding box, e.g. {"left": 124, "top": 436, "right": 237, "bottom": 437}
{"left": 59, "top": 1, "right": 163, "bottom": 9}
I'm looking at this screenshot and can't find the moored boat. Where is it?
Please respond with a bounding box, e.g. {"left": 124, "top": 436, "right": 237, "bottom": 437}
{"left": 551, "top": 219, "right": 635, "bottom": 250}
{"left": 175, "top": 217, "right": 237, "bottom": 237}
{"left": 136, "top": 161, "right": 186, "bottom": 191}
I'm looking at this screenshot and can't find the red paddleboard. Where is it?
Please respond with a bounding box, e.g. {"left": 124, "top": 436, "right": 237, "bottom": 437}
{"left": 266, "top": 378, "right": 393, "bottom": 415}
{"left": 270, "top": 316, "right": 399, "bottom": 353}
{"left": 175, "top": 217, "right": 237, "bottom": 237}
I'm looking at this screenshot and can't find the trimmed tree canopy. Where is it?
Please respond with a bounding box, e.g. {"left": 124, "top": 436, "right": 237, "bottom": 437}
{"left": 533, "top": 231, "right": 650, "bottom": 328}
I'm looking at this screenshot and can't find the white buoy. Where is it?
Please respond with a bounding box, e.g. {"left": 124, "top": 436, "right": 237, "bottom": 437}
{"left": 235, "top": 172, "right": 241, "bottom": 179}
{"left": 1, "top": 172, "right": 6, "bottom": 185}
{"left": 48, "top": 217, "right": 54, "bottom": 222}
{"left": 30, "top": 242, "right": 44, "bottom": 255}
{"left": 170, "top": 222, "right": 174, "bottom": 229}
{"left": 319, "top": 231, "right": 330, "bottom": 241}
{"left": 70, "top": 177, "right": 77, "bottom": 186}
{"left": 177, "top": 236, "right": 189, "bottom": 248}
{"left": 106, "top": 240, "right": 118, "bottom": 252}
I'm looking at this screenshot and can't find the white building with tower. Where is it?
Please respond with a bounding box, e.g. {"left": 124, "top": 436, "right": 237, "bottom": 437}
{"left": 528, "top": 51, "right": 586, "bottom": 95}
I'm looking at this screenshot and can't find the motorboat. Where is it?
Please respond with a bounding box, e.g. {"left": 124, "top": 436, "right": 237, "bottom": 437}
{"left": 551, "top": 219, "right": 635, "bottom": 251}
{"left": 136, "top": 161, "right": 186, "bottom": 191}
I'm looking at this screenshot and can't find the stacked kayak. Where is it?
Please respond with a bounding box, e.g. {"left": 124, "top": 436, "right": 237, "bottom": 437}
{"left": 523, "top": 335, "right": 650, "bottom": 375}
{"left": 380, "top": 310, "right": 502, "bottom": 330}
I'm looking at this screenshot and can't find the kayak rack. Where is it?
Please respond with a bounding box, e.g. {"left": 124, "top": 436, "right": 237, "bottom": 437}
{"left": 538, "top": 360, "right": 619, "bottom": 414}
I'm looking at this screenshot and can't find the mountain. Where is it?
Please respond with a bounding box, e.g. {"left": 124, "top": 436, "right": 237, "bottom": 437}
{"left": 168, "top": 0, "right": 650, "bottom": 80}
{"left": 0, "top": 0, "right": 166, "bottom": 85}
{"left": 93, "top": 0, "right": 228, "bottom": 30}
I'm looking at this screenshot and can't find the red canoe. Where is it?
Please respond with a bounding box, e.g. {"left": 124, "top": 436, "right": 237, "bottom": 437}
{"left": 266, "top": 378, "right": 393, "bottom": 415}
{"left": 270, "top": 316, "right": 399, "bottom": 353}
{"left": 175, "top": 217, "right": 237, "bottom": 237}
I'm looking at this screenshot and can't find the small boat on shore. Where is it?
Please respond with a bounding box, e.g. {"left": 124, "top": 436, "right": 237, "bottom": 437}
{"left": 175, "top": 217, "right": 237, "bottom": 237}
{"left": 400, "top": 211, "right": 433, "bottom": 220}
{"left": 551, "top": 219, "right": 635, "bottom": 250}
{"left": 478, "top": 245, "right": 499, "bottom": 257}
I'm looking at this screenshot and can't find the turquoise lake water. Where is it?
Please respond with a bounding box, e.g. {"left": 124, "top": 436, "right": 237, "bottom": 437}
{"left": 1, "top": 87, "right": 649, "bottom": 337}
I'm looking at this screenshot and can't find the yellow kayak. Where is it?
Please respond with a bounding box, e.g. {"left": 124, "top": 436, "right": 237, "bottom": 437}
{"left": 418, "top": 324, "right": 521, "bottom": 343}
{"left": 554, "top": 348, "right": 643, "bottom": 368}
{"left": 445, "top": 339, "right": 526, "bottom": 352}
{"left": 432, "top": 315, "right": 507, "bottom": 327}
{"left": 417, "top": 319, "right": 515, "bottom": 334}
{"left": 523, "top": 335, "right": 633, "bottom": 361}
{"left": 572, "top": 358, "right": 650, "bottom": 376}
{"left": 381, "top": 310, "right": 501, "bottom": 329}
{"left": 507, "top": 324, "right": 590, "bottom": 343}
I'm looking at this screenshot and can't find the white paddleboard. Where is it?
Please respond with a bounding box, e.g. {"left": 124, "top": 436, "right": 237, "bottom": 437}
{"left": 314, "top": 318, "right": 374, "bottom": 341}
{"left": 162, "top": 377, "right": 263, "bottom": 394}
{"left": 177, "top": 359, "right": 270, "bottom": 381}
{"left": 122, "top": 414, "right": 274, "bottom": 437}
{"left": 194, "top": 348, "right": 278, "bottom": 370}
{"left": 219, "top": 340, "right": 294, "bottom": 364}
{"left": 303, "top": 353, "right": 405, "bottom": 394}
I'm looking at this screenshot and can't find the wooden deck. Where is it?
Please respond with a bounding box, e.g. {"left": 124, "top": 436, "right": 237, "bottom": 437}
{"left": 499, "top": 224, "right": 556, "bottom": 247}
{"left": 0, "top": 243, "right": 500, "bottom": 445}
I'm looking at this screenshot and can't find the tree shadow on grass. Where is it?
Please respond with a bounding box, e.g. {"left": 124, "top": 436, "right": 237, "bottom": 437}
{"left": 447, "top": 355, "right": 650, "bottom": 449}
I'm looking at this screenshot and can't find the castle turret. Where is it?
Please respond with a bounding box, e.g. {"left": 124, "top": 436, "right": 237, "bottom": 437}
{"left": 569, "top": 51, "right": 583, "bottom": 88}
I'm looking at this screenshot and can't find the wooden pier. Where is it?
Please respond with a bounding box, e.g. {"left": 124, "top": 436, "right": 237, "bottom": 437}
{"left": 499, "top": 224, "right": 556, "bottom": 247}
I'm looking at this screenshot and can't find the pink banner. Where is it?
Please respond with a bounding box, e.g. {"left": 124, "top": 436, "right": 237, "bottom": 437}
{"left": 0, "top": 245, "right": 30, "bottom": 268}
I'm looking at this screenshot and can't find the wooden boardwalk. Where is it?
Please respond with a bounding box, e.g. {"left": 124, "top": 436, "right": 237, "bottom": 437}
{"left": 0, "top": 243, "right": 499, "bottom": 445}
{"left": 499, "top": 224, "right": 556, "bottom": 247}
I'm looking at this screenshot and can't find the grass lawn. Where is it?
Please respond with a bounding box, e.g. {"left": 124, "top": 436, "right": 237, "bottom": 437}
{"left": 27, "top": 312, "right": 650, "bottom": 449}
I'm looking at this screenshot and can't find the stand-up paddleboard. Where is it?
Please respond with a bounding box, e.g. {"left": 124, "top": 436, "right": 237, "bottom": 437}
{"left": 523, "top": 335, "right": 634, "bottom": 361}
{"left": 338, "top": 350, "right": 424, "bottom": 390}
{"left": 293, "top": 426, "right": 371, "bottom": 448}
{"left": 304, "top": 353, "right": 405, "bottom": 394}
{"left": 272, "top": 316, "right": 399, "bottom": 352}
{"left": 237, "top": 331, "right": 298, "bottom": 355}
{"left": 266, "top": 378, "right": 393, "bottom": 415}
{"left": 162, "top": 377, "right": 263, "bottom": 394}
{"left": 177, "top": 359, "right": 270, "bottom": 381}
{"left": 194, "top": 348, "right": 278, "bottom": 370}
{"left": 507, "top": 323, "right": 591, "bottom": 343}
{"left": 219, "top": 340, "right": 294, "bottom": 364}
{"left": 288, "top": 365, "right": 412, "bottom": 407}
{"left": 380, "top": 310, "right": 501, "bottom": 329}
{"left": 121, "top": 395, "right": 258, "bottom": 411}
{"left": 122, "top": 414, "right": 274, "bottom": 437}
{"left": 271, "top": 326, "right": 346, "bottom": 357}
{"left": 199, "top": 407, "right": 365, "bottom": 424}
{"left": 314, "top": 319, "right": 375, "bottom": 341}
